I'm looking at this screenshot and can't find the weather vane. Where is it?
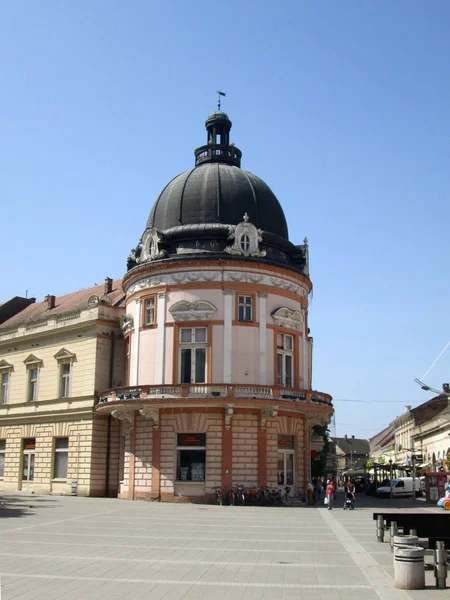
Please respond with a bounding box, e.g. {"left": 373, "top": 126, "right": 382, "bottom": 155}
{"left": 216, "top": 90, "right": 226, "bottom": 110}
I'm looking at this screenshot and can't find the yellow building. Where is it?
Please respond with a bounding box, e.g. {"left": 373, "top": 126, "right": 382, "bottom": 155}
{"left": 0, "top": 279, "right": 124, "bottom": 496}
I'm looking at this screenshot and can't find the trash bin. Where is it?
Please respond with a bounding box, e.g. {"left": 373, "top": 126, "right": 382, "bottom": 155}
{"left": 394, "top": 546, "right": 425, "bottom": 589}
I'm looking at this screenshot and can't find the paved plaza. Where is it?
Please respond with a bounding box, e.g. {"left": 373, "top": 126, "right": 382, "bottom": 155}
{"left": 0, "top": 493, "right": 447, "bottom": 600}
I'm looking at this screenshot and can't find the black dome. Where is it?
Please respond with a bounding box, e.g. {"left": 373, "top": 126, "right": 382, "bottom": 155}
{"left": 147, "top": 163, "right": 289, "bottom": 240}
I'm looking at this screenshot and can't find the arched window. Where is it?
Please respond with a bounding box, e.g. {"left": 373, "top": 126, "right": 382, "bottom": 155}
{"left": 240, "top": 234, "right": 250, "bottom": 252}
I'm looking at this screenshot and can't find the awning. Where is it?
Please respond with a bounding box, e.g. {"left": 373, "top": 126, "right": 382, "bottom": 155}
{"left": 342, "top": 469, "right": 366, "bottom": 476}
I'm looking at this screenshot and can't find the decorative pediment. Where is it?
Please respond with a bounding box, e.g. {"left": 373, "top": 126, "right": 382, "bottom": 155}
{"left": 225, "top": 213, "right": 266, "bottom": 258}
{"left": 0, "top": 359, "right": 14, "bottom": 373}
{"left": 53, "top": 348, "right": 77, "bottom": 363}
{"left": 88, "top": 294, "right": 112, "bottom": 307}
{"left": 137, "top": 228, "right": 167, "bottom": 263}
{"left": 23, "top": 354, "right": 43, "bottom": 368}
{"left": 169, "top": 300, "right": 217, "bottom": 322}
{"left": 120, "top": 313, "right": 134, "bottom": 334}
{"left": 271, "top": 307, "right": 304, "bottom": 331}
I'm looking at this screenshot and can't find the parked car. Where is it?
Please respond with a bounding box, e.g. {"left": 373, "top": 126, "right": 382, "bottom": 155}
{"left": 376, "top": 477, "right": 422, "bottom": 498}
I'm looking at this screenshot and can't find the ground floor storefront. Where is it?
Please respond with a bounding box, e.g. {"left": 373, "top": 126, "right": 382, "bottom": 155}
{"left": 0, "top": 399, "right": 332, "bottom": 502}
{"left": 101, "top": 400, "right": 332, "bottom": 502}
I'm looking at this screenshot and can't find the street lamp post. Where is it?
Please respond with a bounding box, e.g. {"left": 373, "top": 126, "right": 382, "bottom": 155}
{"left": 389, "top": 459, "right": 393, "bottom": 500}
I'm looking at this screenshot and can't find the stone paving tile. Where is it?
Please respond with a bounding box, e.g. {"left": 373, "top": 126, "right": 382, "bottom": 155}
{"left": 0, "top": 492, "right": 447, "bottom": 599}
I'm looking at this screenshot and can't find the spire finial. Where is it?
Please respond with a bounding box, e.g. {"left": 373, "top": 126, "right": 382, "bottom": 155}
{"left": 243, "top": 212, "right": 249, "bottom": 222}
{"left": 216, "top": 90, "right": 226, "bottom": 110}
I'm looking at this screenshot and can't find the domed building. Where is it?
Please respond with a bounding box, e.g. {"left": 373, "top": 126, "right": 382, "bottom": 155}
{"left": 96, "top": 109, "right": 333, "bottom": 502}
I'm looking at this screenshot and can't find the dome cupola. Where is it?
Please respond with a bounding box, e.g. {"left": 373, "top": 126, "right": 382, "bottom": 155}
{"left": 127, "top": 107, "right": 309, "bottom": 277}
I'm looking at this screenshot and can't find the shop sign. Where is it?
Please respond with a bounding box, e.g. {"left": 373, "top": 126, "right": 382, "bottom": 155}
{"left": 278, "top": 435, "right": 294, "bottom": 449}
{"left": 177, "top": 433, "right": 206, "bottom": 447}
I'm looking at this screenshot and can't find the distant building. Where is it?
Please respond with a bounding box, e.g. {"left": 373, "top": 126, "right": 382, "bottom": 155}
{"left": 332, "top": 435, "right": 370, "bottom": 478}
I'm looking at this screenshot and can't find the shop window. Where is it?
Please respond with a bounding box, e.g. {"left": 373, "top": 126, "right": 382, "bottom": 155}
{"left": 0, "top": 440, "right": 5, "bottom": 477}
{"left": 176, "top": 433, "right": 206, "bottom": 482}
{"left": 277, "top": 333, "right": 294, "bottom": 387}
{"left": 143, "top": 296, "right": 156, "bottom": 326}
{"left": 54, "top": 438, "right": 69, "bottom": 479}
{"left": 1, "top": 373, "right": 9, "bottom": 404}
{"left": 22, "top": 438, "right": 35, "bottom": 481}
{"left": 179, "top": 328, "right": 207, "bottom": 384}
{"left": 28, "top": 368, "right": 39, "bottom": 402}
{"left": 60, "top": 363, "right": 71, "bottom": 398}
{"left": 238, "top": 295, "right": 253, "bottom": 322}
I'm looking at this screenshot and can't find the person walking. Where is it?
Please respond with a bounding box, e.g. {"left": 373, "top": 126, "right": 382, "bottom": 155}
{"left": 315, "top": 478, "right": 322, "bottom": 502}
{"left": 326, "top": 478, "right": 336, "bottom": 510}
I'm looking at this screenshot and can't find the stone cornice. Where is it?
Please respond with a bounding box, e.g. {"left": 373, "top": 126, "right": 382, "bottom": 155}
{"left": 125, "top": 268, "right": 309, "bottom": 300}
{"left": 123, "top": 257, "right": 312, "bottom": 293}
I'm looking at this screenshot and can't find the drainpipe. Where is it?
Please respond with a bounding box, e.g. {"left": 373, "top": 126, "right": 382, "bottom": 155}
{"left": 104, "top": 331, "right": 115, "bottom": 497}
{"left": 105, "top": 415, "right": 111, "bottom": 497}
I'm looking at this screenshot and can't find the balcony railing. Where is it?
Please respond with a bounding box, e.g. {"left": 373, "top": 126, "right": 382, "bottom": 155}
{"left": 98, "top": 384, "right": 332, "bottom": 407}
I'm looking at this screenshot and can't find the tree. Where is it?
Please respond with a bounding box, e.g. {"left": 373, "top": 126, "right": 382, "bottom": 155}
{"left": 311, "top": 425, "right": 330, "bottom": 479}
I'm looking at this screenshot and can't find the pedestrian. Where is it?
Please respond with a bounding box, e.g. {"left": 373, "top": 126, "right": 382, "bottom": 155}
{"left": 326, "top": 478, "right": 336, "bottom": 510}
{"left": 316, "top": 478, "right": 322, "bottom": 501}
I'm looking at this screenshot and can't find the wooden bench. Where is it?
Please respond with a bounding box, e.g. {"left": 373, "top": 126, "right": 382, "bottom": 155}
{"left": 373, "top": 512, "right": 450, "bottom": 549}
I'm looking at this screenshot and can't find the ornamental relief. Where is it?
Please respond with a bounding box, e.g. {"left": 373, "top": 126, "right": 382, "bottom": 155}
{"left": 120, "top": 313, "right": 134, "bottom": 334}
{"left": 271, "top": 307, "right": 304, "bottom": 332}
{"left": 126, "top": 271, "right": 308, "bottom": 299}
{"left": 137, "top": 228, "right": 167, "bottom": 263}
{"left": 169, "top": 300, "right": 217, "bottom": 322}
{"left": 225, "top": 213, "right": 266, "bottom": 258}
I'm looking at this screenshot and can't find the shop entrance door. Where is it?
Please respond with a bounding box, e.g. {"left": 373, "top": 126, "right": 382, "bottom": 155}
{"left": 277, "top": 450, "right": 295, "bottom": 495}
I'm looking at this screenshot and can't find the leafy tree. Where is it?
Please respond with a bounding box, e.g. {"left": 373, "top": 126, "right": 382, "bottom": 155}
{"left": 311, "top": 425, "right": 330, "bottom": 479}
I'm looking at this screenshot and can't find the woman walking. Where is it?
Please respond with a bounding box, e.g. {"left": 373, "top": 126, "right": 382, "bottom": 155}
{"left": 326, "top": 478, "right": 336, "bottom": 510}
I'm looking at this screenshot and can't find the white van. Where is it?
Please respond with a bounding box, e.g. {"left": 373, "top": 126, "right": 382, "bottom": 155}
{"left": 376, "top": 477, "right": 422, "bottom": 498}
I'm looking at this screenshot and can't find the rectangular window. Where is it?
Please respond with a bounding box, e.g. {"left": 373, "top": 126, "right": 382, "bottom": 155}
{"left": 238, "top": 295, "right": 253, "bottom": 322}
{"left": 60, "top": 363, "right": 71, "bottom": 398}
{"left": 143, "top": 297, "right": 156, "bottom": 326}
{"left": 22, "top": 438, "right": 35, "bottom": 481}
{"left": 176, "top": 433, "right": 206, "bottom": 482}
{"left": 277, "top": 333, "right": 294, "bottom": 387}
{"left": 0, "top": 440, "right": 5, "bottom": 477}
{"left": 0, "top": 373, "right": 9, "bottom": 404}
{"left": 179, "top": 327, "right": 207, "bottom": 384}
{"left": 54, "top": 437, "right": 69, "bottom": 479}
{"left": 28, "top": 368, "right": 38, "bottom": 402}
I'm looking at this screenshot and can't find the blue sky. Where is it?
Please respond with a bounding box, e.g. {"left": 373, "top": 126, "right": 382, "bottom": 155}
{"left": 1, "top": 2, "right": 449, "bottom": 438}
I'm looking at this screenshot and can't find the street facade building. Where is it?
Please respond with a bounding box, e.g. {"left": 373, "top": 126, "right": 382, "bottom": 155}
{"left": 96, "top": 109, "right": 333, "bottom": 501}
{"left": 370, "top": 394, "right": 450, "bottom": 477}
{"left": 0, "top": 279, "right": 124, "bottom": 496}
{"left": 410, "top": 396, "right": 450, "bottom": 472}
{"left": 369, "top": 424, "right": 395, "bottom": 465}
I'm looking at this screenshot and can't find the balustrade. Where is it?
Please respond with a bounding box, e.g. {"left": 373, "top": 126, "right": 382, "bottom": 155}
{"left": 99, "top": 383, "right": 332, "bottom": 407}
